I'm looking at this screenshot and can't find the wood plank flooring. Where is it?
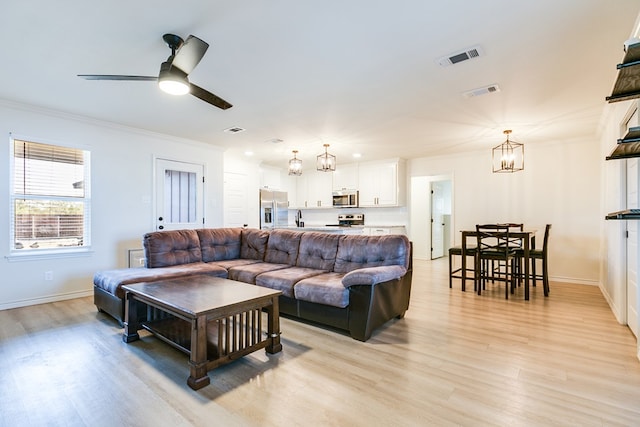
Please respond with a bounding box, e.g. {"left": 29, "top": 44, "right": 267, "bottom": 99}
{"left": 1, "top": 258, "right": 639, "bottom": 426}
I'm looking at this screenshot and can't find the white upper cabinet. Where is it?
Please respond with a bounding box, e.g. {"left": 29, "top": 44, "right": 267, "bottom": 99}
{"left": 332, "top": 163, "right": 359, "bottom": 191}
{"left": 260, "top": 165, "right": 282, "bottom": 190}
{"left": 306, "top": 171, "right": 333, "bottom": 208}
{"left": 292, "top": 171, "right": 333, "bottom": 209}
{"left": 358, "top": 159, "right": 406, "bottom": 207}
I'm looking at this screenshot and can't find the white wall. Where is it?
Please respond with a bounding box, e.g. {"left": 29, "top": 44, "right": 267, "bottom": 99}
{"left": 409, "top": 135, "right": 602, "bottom": 285}
{"left": 0, "top": 101, "right": 224, "bottom": 310}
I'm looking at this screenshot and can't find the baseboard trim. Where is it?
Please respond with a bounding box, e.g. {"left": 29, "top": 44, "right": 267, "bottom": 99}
{"left": 0, "top": 289, "right": 93, "bottom": 311}
{"left": 550, "top": 275, "right": 599, "bottom": 286}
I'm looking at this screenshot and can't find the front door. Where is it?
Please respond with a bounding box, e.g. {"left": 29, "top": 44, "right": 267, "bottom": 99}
{"left": 155, "top": 158, "right": 204, "bottom": 231}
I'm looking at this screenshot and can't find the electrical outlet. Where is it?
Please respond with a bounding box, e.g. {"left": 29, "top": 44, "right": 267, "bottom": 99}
{"left": 44, "top": 271, "right": 53, "bottom": 281}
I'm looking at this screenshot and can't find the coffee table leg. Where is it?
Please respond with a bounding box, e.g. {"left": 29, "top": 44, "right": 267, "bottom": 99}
{"left": 123, "top": 292, "right": 140, "bottom": 343}
{"left": 187, "top": 314, "right": 210, "bottom": 390}
{"left": 266, "top": 296, "right": 282, "bottom": 354}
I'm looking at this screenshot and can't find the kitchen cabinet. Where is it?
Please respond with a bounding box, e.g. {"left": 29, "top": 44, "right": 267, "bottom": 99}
{"left": 332, "top": 163, "right": 359, "bottom": 191}
{"left": 358, "top": 159, "right": 406, "bottom": 207}
{"left": 283, "top": 175, "right": 297, "bottom": 208}
{"left": 260, "top": 165, "right": 282, "bottom": 190}
{"left": 363, "top": 226, "right": 406, "bottom": 236}
{"left": 294, "top": 171, "right": 333, "bottom": 208}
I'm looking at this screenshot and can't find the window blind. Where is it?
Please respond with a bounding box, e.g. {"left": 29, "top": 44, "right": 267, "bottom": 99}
{"left": 11, "top": 138, "right": 90, "bottom": 251}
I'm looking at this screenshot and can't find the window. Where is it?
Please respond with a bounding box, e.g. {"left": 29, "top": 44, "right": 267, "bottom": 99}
{"left": 10, "top": 136, "right": 91, "bottom": 253}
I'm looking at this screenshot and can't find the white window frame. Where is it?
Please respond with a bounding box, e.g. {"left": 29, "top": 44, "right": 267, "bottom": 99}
{"left": 7, "top": 134, "right": 92, "bottom": 261}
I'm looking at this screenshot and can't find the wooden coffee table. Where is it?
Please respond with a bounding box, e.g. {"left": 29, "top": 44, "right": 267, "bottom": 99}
{"left": 122, "top": 275, "right": 282, "bottom": 390}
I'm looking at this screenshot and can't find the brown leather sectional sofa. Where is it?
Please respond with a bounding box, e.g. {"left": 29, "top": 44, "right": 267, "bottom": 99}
{"left": 94, "top": 228, "right": 412, "bottom": 341}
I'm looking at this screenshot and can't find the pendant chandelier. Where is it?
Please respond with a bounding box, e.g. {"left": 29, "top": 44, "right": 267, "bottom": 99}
{"left": 288, "top": 150, "right": 302, "bottom": 176}
{"left": 316, "top": 144, "right": 336, "bottom": 172}
{"left": 492, "top": 130, "right": 524, "bottom": 173}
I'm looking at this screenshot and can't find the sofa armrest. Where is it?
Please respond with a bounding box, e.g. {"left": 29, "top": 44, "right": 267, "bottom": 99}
{"left": 342, "top": 265, "right": 407, "bottom": 287}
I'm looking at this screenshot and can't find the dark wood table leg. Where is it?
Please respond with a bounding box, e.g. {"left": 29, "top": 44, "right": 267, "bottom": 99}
{"left": 123, "top": 292, "right": 140, "bottom": 343}
{"left": 266, "top": 296, "right": 282, "bottom": 354}
{"left": 524, "top": 237, "right": 530, "bottom": 301}
{"left": 187, "top": 314, "right": 210, "bottom": 390}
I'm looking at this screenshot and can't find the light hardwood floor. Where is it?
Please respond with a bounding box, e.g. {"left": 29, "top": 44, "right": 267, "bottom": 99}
{"left": 1, "top": 258, "right": 639, "bottom": 427}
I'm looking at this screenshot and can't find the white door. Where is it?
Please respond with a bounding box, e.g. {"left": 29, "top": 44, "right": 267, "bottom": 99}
{"left": 627, "top": 158, "right": 639, "bottom": 338}
{"left": 155, "top": 158, "right": 204, "bottom": 231}
{"left": 223, "top": 172, "right": 248, "bottom": 227}
{"left": 431, "top": 181, "right": 445, "bottom": 259}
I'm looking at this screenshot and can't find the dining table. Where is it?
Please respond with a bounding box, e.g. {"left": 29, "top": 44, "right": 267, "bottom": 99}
{"left": 460, "top": 229, "right": 537, "bottom": 300}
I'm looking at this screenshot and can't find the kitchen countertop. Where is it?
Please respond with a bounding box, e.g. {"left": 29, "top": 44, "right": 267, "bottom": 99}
{"left": 278, "top": 226, "right": 362, "bottom": 231}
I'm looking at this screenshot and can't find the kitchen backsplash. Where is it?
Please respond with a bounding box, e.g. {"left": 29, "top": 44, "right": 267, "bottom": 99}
{"left": 288, "top": 206, "right": 408, "bottom": 227}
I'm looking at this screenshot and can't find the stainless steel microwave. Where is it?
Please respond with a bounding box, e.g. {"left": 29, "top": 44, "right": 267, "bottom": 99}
{"left": 332, "top": 190, "right": 359, "bottom": 208}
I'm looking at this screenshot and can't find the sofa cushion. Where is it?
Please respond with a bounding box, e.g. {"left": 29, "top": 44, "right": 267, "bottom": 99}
{"left": 207, "top": 258, "right": 261, "bottom": 270}
{"left": 293, "top": 273, "right": 349, "bottom": 308}
{"left": 255, "top": 266, "right": 327, "bottom": 298}
{"left": 93, "top": 262, "right": 228, "bottom": 299}
{"left": 264, "top": 229, "right": 302, "bottom": 265}
{"left": 334, "top": 234, "right": 411, "bottom": 273}
{"left": 197, "top": 228, "right": 242, "bottom": 262}
{"left": 228, "top": 262, "right": 290, "bottom": 284}
{"left": 144, "top": 229, "right": 202, "bottom": 268}
{"left": 296, "top": 232, "right": 341, "bottom": 270}
{"left": 240, "top": 228, "right": 270, "bottom": 260}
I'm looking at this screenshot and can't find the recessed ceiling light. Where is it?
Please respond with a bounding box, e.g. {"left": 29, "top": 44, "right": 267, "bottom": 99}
{"left": 353, "top": 153, "right": 362, "bottom": 158}
{"left": 244, "top": 151, "right": 253, "bottom": 156}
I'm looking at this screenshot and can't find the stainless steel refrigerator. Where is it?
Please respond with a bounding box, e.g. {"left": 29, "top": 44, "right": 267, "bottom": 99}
{"left": 259, "top": 189, "right": 288, "bottom": 229}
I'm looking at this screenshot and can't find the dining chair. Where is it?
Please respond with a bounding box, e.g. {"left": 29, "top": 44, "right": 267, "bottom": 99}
{"left": 475, "top": 224, "right": 518, "bottom": 299}
{"left": 530, "top": 224, "right": 551, "bottom": 297}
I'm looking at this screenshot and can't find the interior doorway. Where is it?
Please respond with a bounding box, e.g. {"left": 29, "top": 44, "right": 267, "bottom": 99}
{"left": 430, "top": 180, "right": 452, "bottom": 259}
{"left": 410, "top": 175, "right": 453, "bottom": 261}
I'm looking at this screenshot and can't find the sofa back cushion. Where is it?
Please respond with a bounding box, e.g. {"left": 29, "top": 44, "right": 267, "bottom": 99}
{"left": 240, "top": 228, "right": 270, "bottom": 260}
{"left": 197, "top": 228, "right": 242, "bottom": 262}
{"left": 296, "top": 232, "right": 341, "bottom": 270}
{"left": 264, "top": 229, "right": 302, "bottom": 265}
{"left": 333, "top": 234, "right": 411, "bottom": 273}
{"left": 144, "top": 229, "right": 202, "bottom": 268}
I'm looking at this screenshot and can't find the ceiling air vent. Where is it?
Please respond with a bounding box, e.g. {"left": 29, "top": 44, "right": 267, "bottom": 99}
{"left": 462, "top": 84, "right": 501, "bottom": 98}
{"left": 223, "top": 126, "right": 246, "bottom": 134}
{"left": 437, "top": 45, "right": 485, "bottom": 67}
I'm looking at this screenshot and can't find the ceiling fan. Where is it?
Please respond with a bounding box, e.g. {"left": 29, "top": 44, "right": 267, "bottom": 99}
{"left": 78, "top": 33, "right": 232, "bottom": 110}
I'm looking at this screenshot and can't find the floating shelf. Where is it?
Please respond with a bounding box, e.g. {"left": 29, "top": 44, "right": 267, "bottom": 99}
{"left": 605, "top": 209, "right": 640, "bottom": 220}
{"left": 606, "top": 42, "right": 640, "bottom": 103}
{"left": 606, "top": 126, "right": 640, "bottom": 160}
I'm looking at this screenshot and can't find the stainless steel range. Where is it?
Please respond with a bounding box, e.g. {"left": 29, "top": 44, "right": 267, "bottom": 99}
{"left": 326, "top": 213, "right": 364, "bottom": 227}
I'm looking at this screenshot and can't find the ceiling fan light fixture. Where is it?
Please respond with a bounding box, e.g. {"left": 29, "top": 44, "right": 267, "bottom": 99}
{"left": 159, "top": 79, "right": 189, "bottom": 95}
{"left": 158, "top": 62, "right": 190, "bottom": 95}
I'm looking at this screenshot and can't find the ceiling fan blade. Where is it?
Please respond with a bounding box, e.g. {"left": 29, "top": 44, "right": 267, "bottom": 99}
{"left": 189, "top": 83, "right": 232, "bottom": 110}
{"left": 171, "top": 35, "right": 209, "bottom": 75}
{"left": 78, "top": 74, "right": 157, "bottom": 81}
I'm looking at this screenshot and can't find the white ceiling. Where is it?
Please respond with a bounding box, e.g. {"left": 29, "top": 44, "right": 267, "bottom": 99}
{"left": 3, "top": 1, "right": 640, "bottom": 168}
